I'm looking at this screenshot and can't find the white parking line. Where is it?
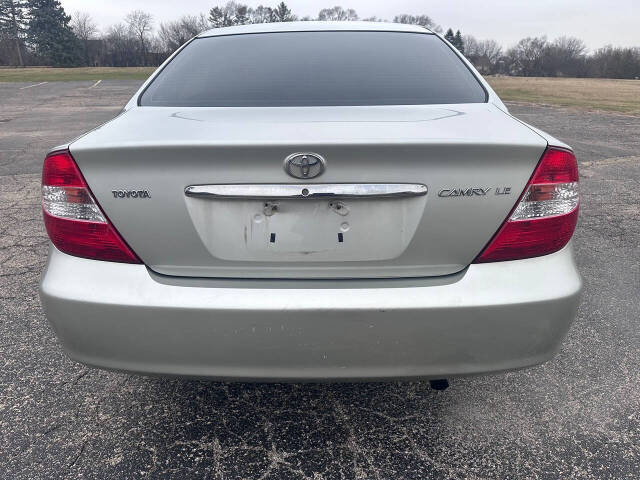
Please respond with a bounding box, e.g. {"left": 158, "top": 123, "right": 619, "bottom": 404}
{"left": 20, "top": 81, "right": 48, "bottom": 90}
{"left": 88, "top": 79, "right": 102, "bottom": 89}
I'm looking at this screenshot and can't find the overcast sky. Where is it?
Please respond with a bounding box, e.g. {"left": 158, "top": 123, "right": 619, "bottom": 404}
{"left": 59, "top": 0, "right": 639, "bottom": 50}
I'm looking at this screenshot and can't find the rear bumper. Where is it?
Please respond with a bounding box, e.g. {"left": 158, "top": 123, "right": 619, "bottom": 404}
{"left": 40, "top": 245, "right": 581, "bottom": 381}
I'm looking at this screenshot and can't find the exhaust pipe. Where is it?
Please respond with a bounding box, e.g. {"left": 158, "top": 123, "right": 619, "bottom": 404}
{"left": 429, "top": 379, "right": 449, "bottom": 391}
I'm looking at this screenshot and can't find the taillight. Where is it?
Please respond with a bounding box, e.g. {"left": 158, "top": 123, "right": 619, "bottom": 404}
{"left": 474, "top": 147, "right": 579, "bottom": 263}
{"left": 42, "top": 150, "right": 141, "bottom": 263}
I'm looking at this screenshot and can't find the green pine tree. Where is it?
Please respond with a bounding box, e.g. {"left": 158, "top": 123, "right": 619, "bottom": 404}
{"left": 0, "top": 0, "right": 29, "bottom": 66}
{"left": 454, "top": 30, "right": 465, "bottom": 53}
{"left": 208, "top": 6, "right": 233, "bottom": 28}
{"left": 27, "top": 0, "right": 82, "bottom": 66}
{"left": 444, "top": 28, "right": 455, "bottom": 44}
{"left": 273, "top": 2, "right": 295, "bottom": 22}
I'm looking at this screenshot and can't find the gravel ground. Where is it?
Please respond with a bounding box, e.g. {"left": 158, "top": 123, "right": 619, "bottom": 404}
{"left": 1, "top": 80, "right": 639, "bottom": 479}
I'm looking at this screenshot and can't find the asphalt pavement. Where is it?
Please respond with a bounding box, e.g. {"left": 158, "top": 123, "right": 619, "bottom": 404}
{"left": 0, "top": 80, "right": 638, "bottom": 479}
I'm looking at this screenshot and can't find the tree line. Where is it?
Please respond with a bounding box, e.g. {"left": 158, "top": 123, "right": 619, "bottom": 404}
{"left": 1, "top": 0, "right": 639, "bottom": 79}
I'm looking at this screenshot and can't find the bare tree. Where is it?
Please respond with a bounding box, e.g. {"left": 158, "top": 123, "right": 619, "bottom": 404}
{"left": 464, "top": 35, "right": 503, "bottom": 74}
{"left": 71, "top": 11, "right": 98, "bottom": 42}
{"left": 249, "top": 5, "right": 276, "bottom": 24}
{"left": 318, "top": 6, "right": 358, "bottom": 21}
{"left": 505, "top": 35, "right": 589, "bottom": 77}
{"left": 71, "top": 11, "right": 98, "bottom": 65}
{"left": 548, "top": 37, "right": 586, "bottom": 76}
{"left": 587, "top": 46, "right": 640, "bottom": 79}
{"left": 506, "top": 36, "right": 548, "bottom": 76}
{"left": 125, "top": 10, "right": 153, "bottom": 65}
{"left": 159, "top": 14, "right": 209, "bottom": 53}
{"left": 544, "top": 36, "right": 587, "bottom": 76}
{"left": 105, "top": 22, "right": 138, "bottom": 66}
{"left": 393, "top": 14, "right": 441, "bottom": 33}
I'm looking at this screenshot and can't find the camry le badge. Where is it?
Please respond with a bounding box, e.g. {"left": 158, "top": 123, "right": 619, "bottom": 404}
{"left": 283, "top": 153, "right": 326, "bottom": 179}
{"left": 438, "top": 187, "right": 512, "bottom": 197}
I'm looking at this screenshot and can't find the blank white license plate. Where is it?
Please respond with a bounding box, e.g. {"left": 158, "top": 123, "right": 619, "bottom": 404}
{"left": 186, "top": 197, "right": 427, "bottom": 262}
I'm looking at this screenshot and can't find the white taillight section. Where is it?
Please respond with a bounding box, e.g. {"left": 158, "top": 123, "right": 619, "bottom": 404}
{"left": 42, "top": 185, "right": 106, "bottom": 222}
{"left": 474, "top": 147, "right": 579, "bottom": 263}
{"left": 510, "top": 182, "right": 579, "bottom": 220}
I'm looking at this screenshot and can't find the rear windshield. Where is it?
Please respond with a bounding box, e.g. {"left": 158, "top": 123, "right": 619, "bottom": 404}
{"left": 140, "top": 31, "right": 487, "bottom": 107}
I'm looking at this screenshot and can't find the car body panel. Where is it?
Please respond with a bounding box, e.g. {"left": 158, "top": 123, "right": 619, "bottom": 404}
{"left": 40, "top": 243, "right": 581, "bottom": 381}
{"left": 70, "top": 103, "right": 547, "bottom": 278}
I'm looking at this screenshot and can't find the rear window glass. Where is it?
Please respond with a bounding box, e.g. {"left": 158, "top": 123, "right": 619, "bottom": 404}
{"left": 140, "top": 31, "right": 487, "bottom": 107}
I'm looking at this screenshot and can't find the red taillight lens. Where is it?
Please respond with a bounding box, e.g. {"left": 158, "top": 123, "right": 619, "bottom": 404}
{"left": 42, "top": 150, "right": 141, "bottom": 264}
{"left": 474, "top": 147, "right": 579, "bottom": 263}
{"left": 530, "top": 148, "right": 578, "bottom": 184}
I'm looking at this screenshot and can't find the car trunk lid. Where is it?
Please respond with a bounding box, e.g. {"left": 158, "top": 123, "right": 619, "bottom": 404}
{"left": 70, "top": 103, "right": 547, "bottom": 278}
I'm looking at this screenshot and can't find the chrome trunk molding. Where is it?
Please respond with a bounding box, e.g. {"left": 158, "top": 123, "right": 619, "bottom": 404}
{"left": 184, "top": 183, "right": 428, "bottom": 200}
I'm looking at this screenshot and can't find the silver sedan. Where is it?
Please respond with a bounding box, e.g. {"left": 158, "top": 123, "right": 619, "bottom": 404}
{"left": 39, "top": 22, "right": 581, "bottom": 384}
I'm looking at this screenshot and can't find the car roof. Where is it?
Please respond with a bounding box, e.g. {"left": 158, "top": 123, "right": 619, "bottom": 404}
{"left": 198, "top": 21, "right": 433, "bottom": 38}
